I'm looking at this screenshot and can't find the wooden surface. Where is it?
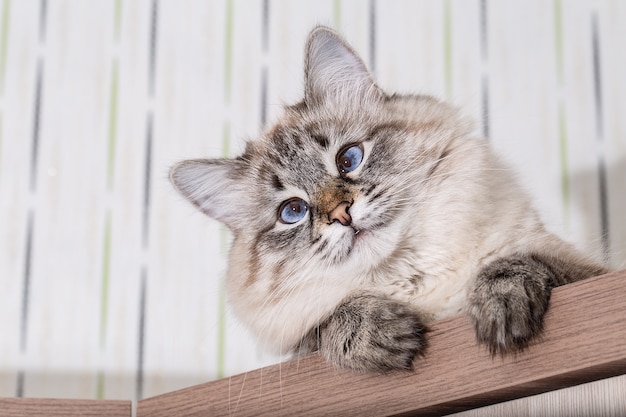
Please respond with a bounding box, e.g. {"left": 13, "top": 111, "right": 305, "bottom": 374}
{"left": 137, "top": 270, "right": 626, "bottom": 417}
{"left": 0, "top": 398, "right": 131, "bottom": 417}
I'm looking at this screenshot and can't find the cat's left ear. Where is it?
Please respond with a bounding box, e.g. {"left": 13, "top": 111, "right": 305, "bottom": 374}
{"left": 169, "top": 158, "right": 250, "bottom": 230}
{"left": 304, "top": 27, "right": 382, "bottom": 106}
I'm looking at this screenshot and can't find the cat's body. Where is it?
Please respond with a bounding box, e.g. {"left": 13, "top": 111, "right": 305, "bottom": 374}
{"left": 171, "top": 27, "right": 608, "bottom": 372}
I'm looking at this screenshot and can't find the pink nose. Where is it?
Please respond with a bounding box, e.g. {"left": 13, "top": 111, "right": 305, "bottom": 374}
{"left": 329, "top": 202, "right": 352, "bottom": 226}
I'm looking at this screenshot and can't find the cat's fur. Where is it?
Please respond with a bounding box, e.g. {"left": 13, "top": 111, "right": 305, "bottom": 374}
{"left": 170, "top": 27, "right": 609, "bottom": 372}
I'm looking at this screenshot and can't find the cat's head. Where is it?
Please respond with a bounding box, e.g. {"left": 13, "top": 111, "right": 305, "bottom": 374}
{"left": 170, "top": 27, "right": 471, "bottom": 330}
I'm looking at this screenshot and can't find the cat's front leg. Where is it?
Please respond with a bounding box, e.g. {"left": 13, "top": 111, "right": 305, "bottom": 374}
{"left": 467, "top": 254, "right": 559, "bottom": 355}
{"left": 469, "top": 252, "right": 608, "bottom": 355}
{"left": 300, "top": 292, "right": 428, "bottom": 372}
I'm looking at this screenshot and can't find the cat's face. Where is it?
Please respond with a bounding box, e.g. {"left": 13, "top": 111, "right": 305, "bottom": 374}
{"left": 240, "top": 110, "right": 416, "bottom": 273}
{"left": 170, "top": 28, "right": 470, "bottom": 345}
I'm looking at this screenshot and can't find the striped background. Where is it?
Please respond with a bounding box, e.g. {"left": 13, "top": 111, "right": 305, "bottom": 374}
{"left": 0, "top": 0, "right": 625, "bottom": 405}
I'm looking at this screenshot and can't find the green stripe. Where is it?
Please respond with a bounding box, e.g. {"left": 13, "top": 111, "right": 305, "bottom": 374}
{"left": 217, "top": 125, "right": 230, "bottom": 378}
{"left": 99, "top": 210, "right": 112, "bottom": 349}
{"left": 554, "top": 0, "right": 569, "bottom": 227}
{"left": 114, "top": 0, "right": 122, "bottom": 42}
{"left": 558, "top": 102, "right": 570, "bottom": 226}
{"left": 96, "top": 2, "right": 123, "bottom": 399}
{"left": 444, "top": 0, "right": 452, "bottom": 99}
{"left": 554, "top": 0, "right": 564, "bottom": 83}
{"left": 0, "top": 0, "right": 8, "bottom": 173}
{"left": 96, "top": 370, "right": 105, "bottom": 400}
{"left": 107, "top": 60, "right": 119, "bottom": 191}
{"left": 223, "top": 0, "right": 233, "bottom": 106}
{"left": 217, "top": 1, "right": 235, "bottom": 378}
{"left": 222, "top": 120, "right": 231, "bottom": 158}
{"left": 217, "top": 122, "right": 230, "bottom": 379}
{"left": 216, "top": 229, "right": 227, "bottom": 379}
{"left": 0, "top": 0, "right": 10, "bottom": 96}
{"left": 333, "top": 0, "right": 341, "bottom": 30}
{"left": 0, "top": 114, "right": 3, "bottom": 171}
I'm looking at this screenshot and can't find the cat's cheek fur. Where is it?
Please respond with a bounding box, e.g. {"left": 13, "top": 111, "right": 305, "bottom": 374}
{"left": 224, "top": 240, "right": 361, "bottom": 355}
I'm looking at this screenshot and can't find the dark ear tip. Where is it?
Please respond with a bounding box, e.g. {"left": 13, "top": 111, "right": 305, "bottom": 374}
{"left": 308, "top": 25, "right": 338, "bottom": 39}
{"left": 169, "top": 159, "right": 208, "bottom": 190}
{"left": 306, "top": 25, "right": 344, "bottom": 51}
{"left": 168, "top": 160, "right": 187, "bottom": 187}
{"left": 168, "top": 163, "right": 180, "bottom": 185}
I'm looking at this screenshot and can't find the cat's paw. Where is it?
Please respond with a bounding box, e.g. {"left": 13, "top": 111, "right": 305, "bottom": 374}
{"left": 468, "top": 254, "right": 553, "bottom": 355}
{"left": 319, "top": 292, "right": 427, "bottom": 372}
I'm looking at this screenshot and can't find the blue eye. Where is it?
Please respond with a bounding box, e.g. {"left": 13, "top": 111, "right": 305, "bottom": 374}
{"left": 278, "top": 198, "right": 309, "bottom": 224}
{"left": 336, "top": 143, "right": 364, "bottom": 174}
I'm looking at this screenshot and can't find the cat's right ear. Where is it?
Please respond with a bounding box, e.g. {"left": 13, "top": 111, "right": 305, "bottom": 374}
{"left": 304, "top": 26, "right": 382, "bottom": 106}
{"left": 169, "top": 159, "right": 248, "bottom": 229}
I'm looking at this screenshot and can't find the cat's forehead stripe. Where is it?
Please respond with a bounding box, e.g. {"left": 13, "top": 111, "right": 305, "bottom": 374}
{"left": 272, "top": 174, "right": 285, "bottom": 191}
{"left": 311, "top": 134, "right": 329, "bottom": 149}
{"left": 367, "top": 122, "right": 407, "bottom": 140}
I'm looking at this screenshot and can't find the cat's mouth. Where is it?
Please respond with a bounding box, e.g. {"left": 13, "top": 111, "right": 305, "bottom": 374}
{"left": 343, "top": 219, "right": 398, "bottom": 266}
{"left": 349, "top": 225, "right": 371, "bottom": 248}
{"left": 351, "top": 227, "right": 373, "bottom": 252}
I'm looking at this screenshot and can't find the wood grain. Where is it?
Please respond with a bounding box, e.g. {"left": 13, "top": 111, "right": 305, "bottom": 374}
{"left": 137, "top": 270, "right": 626, "bottom": 417}
{"left": 0, "top": 398, "right": 132, "bottom": 417}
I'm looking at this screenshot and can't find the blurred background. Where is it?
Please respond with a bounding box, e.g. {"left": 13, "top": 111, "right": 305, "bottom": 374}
{"left": 0, "top": 0, "right": 624, "bottom": 403}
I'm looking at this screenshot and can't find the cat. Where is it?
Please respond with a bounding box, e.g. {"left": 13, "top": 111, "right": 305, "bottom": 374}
{"left": 170, "top": 27, "right": 609, "bottom": 372}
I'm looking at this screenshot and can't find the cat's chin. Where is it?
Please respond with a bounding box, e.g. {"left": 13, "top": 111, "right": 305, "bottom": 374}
{"left": 339, "top": 225, "right": 399, "bottom": 272}
{"left": 351, "top": 227, "right": 380, "bottom": 251}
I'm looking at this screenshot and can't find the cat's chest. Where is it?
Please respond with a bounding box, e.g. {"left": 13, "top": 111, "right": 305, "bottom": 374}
{"left": 375, "top": 272, "right": 470, "bottom": 322}
{"left": 366, "top": 245, "right": 472, "bottom": 322}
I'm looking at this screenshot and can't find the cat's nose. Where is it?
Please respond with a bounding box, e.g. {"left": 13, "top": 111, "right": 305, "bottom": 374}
{"left": 329, "top": 201, "right": 352, "bottom": 226}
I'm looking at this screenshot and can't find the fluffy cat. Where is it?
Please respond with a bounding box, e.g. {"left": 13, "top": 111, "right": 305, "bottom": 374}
{"left": 170, "top": 27, "right": 609, "bottom": 372}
